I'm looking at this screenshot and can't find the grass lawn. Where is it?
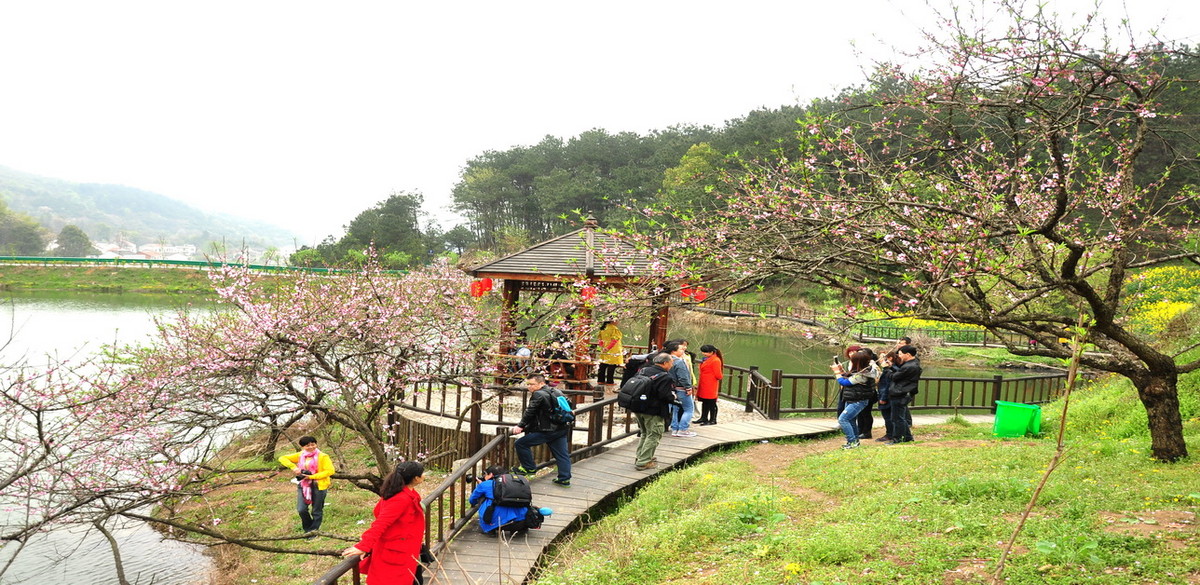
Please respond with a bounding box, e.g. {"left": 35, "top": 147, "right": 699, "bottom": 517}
{"left": 532, "top": 415, "right": 1200, "bottom": 585}
{"left": 0, "top": 265, "right": 216, "bottom": 294}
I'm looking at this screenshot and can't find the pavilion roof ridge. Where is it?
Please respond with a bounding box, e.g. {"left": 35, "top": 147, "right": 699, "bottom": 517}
{"left": 466, "top": 223, "right": 654, "bottom": 279}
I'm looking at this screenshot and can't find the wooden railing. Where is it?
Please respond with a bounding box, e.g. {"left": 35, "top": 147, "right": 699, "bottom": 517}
{"left": 856, "top": 324, "right": 1031, "bottom": 347}
{"left": 311, "top": 395, "right": 637, "bottom": 585}
{"left": 717, "top": 366, "right": 1067, "bottom": 417}
{"left": 693, "top": 299, "right": 825, "bottom": 323}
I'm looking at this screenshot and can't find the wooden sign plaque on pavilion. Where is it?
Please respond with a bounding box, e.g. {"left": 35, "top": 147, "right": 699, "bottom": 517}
{"left": 466, "top": 217, "right": 670, "bottom": 389}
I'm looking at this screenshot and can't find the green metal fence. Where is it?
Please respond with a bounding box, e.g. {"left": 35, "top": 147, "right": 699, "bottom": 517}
{"left": 0, "top": 256, "right": 406, "bottom": 275}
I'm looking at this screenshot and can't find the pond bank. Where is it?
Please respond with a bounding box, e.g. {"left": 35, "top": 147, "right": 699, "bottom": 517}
{"left": 673, "top": 307, "right": 1066, "bottom": 374}
{"left": 0, "top": 265, "right": 217, "bottom": 294}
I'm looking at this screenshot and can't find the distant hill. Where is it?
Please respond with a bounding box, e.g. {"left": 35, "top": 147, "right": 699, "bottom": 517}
{"left": 0, "top": 165, "right": 297, "bottom": 249}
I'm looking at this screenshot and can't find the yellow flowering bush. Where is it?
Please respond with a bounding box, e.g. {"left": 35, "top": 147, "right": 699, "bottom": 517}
{"left": 1128, "top": 300, "right": 1194, "bottom": 336}
{"left": 1125, "top": 266, "right": 1200, "bottom": 307}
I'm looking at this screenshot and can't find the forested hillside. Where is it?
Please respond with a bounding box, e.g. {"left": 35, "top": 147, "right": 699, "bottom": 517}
{"left": 291, "top": 106, "right": 817, "bottom": 268}
{"left": 449, "top": 106, "right": 815, "bottom": 250}
{"left": 445, "top": 50, "right": 1200, "bottom": 253}
{"left": 0, "top": 165, "right": 296, "bottom": 250}
{"left": 0, "top": 198, "right": 48, "bottom": 255}
{"left": 285, "top": 48, "right": 1200, "bottom": 268}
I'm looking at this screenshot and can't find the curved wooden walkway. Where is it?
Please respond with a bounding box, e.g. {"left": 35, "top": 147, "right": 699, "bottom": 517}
{"left": 429, "top": 414, "right": 994, "bottom": 585}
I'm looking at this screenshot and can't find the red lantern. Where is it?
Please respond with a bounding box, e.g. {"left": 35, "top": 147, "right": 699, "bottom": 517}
{"left": 480, "top": 277, "right": 493, "bottom": 292}
{"left": 469, "top": 280, "right": 486, "bottom": 297}
{"left": 580, "top": 285, "right": 598, "bottom": 300}
{"left": 681, "top": 285, "right": 694, "bottom": 299}
{"left": 692, "top": 286, "right": 709, "bottom": 302}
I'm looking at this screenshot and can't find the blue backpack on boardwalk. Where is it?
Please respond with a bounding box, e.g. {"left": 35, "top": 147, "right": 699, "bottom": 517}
{"left": 548, "top": 389, "right": 575, "bottom": 425}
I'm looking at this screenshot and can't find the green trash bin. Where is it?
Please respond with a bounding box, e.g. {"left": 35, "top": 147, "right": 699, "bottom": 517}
{"left": 993, "top": 401, "right": 1042, "bottom": 437}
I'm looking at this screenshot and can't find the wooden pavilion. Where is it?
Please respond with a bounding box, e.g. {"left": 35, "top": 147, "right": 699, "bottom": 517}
{"left": 466, "top": 217, "right": 671, "bottom": 389}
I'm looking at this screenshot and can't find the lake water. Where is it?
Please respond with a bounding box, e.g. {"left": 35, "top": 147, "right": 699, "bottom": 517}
{"left": 662, "top": 319, "right": 987, "bottom": 378}
{"left": 0, "top": 291, "right": 214, "bottom": 585}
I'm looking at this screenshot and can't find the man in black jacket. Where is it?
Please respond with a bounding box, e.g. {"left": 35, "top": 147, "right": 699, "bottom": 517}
{"left": 886, "top": 345, "right": 922, "bottom": 444}
{"left": 511, "top": 374, "right": 572, "bottom": 486}
{"left": 630, "top": 353, "right": 676, "bottom": 470}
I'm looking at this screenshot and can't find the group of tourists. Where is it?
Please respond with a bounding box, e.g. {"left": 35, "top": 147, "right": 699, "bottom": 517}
{"left": 832, "top": 337, "right": 923, "bottom": 449}
{"left": 275, "top": 326, "right": 926, "bottom": 585}
{"left": 621, "top": 338, "right": 724, "bottom": 470}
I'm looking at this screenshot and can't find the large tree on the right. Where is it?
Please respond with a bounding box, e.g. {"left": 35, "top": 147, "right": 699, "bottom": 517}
{"left": 666, "top": 3, "right": 1200, "bottom": 461}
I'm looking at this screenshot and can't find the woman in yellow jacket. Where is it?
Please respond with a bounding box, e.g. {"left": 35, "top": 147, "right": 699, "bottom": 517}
{"left": 279, "top": 435, "right": 336, "bottom": 534}
{"left": 597, "top": 320, "right": 624, "bottom": 391}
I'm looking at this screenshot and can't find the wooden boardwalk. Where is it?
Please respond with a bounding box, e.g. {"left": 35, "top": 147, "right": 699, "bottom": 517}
{"left": 431, "top": 414, "right": 993, "bottom": 585}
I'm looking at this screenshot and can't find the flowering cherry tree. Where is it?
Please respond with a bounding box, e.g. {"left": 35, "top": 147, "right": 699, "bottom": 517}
{"left": 1, "top": 258, "right": 516, "bottom": 580}
{"left": 658, "top": 3, "right": 1200, "bottom": 461}
{"left": 119, "top": 259, "right": 502, "bottom": 490}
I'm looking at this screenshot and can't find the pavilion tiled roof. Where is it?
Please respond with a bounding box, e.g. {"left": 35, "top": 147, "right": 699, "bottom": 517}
{"left": 467, "top": 222, "right": 656, "bottom": 281}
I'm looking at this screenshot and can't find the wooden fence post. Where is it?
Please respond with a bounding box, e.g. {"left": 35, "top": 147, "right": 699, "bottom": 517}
{"left": 746, "top": 366, "right": 759, "bottom": 413}
{"left": 469, "top": 380, "right": 483, "bottom": 455}
{"left": 990, "top": 375, "right": 1004, "bottom": 413}
{"left": 770, "top": 369, "right": 784, "bottom": 420}
{"left": 588, "top": 385, "right": 604, "bottom": 446}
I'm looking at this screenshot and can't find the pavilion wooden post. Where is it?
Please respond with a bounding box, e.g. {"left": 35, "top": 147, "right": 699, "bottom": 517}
{"left": 572, "top": 300, "right": 593, "bottom": 398}
{"left": 647, "top": 294, "right": 670, "bottom": 350}
{"left": 499, "top": 279, "right": 520, "bottom": 354}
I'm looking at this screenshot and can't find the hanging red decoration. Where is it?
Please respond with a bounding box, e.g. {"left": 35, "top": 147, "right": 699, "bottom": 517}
{"left": 469, "top": 280, "right": 486, "bottom": 297}
{"left": 692, "top": 286, "right": 709, "bottom": 302}
{"left": 580, "top": 285, "right": 598, "bottom": 300}
{"left": 480, "top": 277, "right": 493, "bottom": 292}
{"left": 681, "top": 285, "right": 694, "bottom": 299}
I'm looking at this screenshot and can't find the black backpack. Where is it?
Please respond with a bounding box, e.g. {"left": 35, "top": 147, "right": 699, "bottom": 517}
{"left": 619, "top": 372, "right": 666, "bottom": 413}
{"left": 493, "top": 473, "right": 532, "bottom": 507}
{"left": 484, "top": 473, "right": 534, "bottom": 524}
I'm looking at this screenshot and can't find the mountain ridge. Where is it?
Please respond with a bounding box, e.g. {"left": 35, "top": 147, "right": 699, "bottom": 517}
{"left": 0, "top": 165, "right": 297, "bottom": 249}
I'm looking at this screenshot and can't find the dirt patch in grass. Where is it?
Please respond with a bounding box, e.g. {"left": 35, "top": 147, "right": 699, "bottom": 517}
{"left": 919, "top": 439, "right": 992, "bottom": 449}
{"left": 942, "top": 557, "right": 993, "bottom": 584}
{"left": 1098, "top": 510, "right": 1197, "bottom": 537}
{"left": 725, "top": 439, "right": 841, "bottom": 506}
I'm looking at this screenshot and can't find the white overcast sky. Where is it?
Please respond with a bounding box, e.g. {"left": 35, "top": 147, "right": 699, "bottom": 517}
{"left": 1, "top": 1, "right": 1197, "bottom": 244}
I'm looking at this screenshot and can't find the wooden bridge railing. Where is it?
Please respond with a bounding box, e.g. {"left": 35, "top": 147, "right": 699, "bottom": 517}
{"left": 856, "top": 324, "right": 1031, "bottom": 347}
{"left": 716, "top": 366, "right": 1067, "bottom": 417}
{"left": 312, "top": 394, "right": 637, "bottom": 584}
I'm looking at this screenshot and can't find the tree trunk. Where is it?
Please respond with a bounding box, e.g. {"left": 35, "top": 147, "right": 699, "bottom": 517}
{"left": 1133, "top": 373, "right": 1188, "bottom": 462}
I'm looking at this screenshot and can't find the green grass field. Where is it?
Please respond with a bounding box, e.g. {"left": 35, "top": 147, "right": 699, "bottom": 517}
{"left": 532, "top": 404, "right": 1200, "bottom": 584}
{"left": 0, "top": 265, "right": 216, "bottom": 293}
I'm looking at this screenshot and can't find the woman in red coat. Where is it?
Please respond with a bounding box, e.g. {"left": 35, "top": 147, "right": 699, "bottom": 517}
{"left": 342, "top": 461, "right": 426, "bottom": 584}
{"left": 695, "top": 344, "right": 724, "bottom": 425}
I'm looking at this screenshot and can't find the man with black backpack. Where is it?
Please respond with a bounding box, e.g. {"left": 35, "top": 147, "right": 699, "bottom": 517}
{"left": 511, "top": 373, "right": 573, "bottom": 487}
{"left": 628, "top": 353, "right": 676, "bottom": 471}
